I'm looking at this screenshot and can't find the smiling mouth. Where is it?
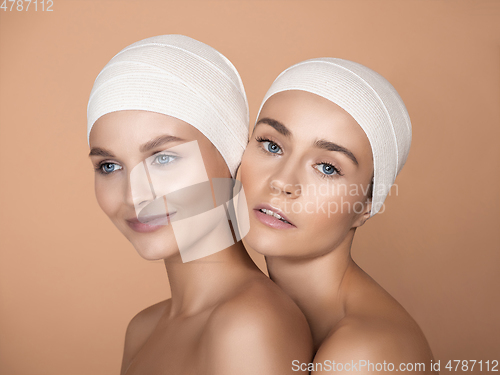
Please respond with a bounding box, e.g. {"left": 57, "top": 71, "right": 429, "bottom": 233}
{"left": 258, "top": 208, "right": 292, "bottom": 225}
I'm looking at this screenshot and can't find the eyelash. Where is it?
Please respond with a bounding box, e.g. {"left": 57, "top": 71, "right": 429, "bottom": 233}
{"left": 255, "top": 136, "right": 282, "bottom": 155}
{"left": 94, "top": 162, "right": 121, "bottom": 175}
{"left": 94, "top": 153, "right": 178, "bottom": 175}
{"left": 255, "top": 136, "right": 343, "bottom": 178}
{"left": 314, "top": 161, "right": 343, "bottom": 178}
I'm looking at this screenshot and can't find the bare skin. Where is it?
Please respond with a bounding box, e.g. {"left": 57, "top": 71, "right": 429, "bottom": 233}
{"left": 240, "top": 91, "right": 434, "bottom": 374}
{"left": 89, "top": 110, "right": 313, "bottom": 375}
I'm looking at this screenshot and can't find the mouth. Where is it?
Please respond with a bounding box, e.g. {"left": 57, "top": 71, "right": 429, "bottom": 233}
{"left": 126, "top": 212, "right": 177, "bottom": 233}
{"left": 253, "top": 204, "right": 296, "bottom": 229}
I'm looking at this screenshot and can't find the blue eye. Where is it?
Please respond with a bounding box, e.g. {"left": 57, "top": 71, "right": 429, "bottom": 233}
{"left": 315, "top": 163, "right": 339, "bottom": 176}
{"left": 264, "top": 141, "right": 282, "bottom": 154}
{"left": 153, "top": 154, "right": 177, "bottom": 165}
{"left": 98, "top": 163, "right": 122, "bottom": 175}
{"left": 255, "top": 136, "right": 283, "bottom": 155}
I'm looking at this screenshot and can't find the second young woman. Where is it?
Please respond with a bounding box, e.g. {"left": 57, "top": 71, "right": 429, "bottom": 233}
{"left": 239, "top": 58, "right": 434, "bottom": 374}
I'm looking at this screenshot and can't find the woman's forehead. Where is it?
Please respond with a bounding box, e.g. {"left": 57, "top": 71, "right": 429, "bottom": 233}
{"left": 89, "top": 110, "right": 205, "bottom": 147}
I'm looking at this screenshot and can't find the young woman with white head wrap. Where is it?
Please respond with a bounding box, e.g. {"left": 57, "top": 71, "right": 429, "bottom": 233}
{"left": 87, "top": 35, "right": 312, "bottom": 374}
{"left": 239, "top": 58, "right": 434, "bottom": 373}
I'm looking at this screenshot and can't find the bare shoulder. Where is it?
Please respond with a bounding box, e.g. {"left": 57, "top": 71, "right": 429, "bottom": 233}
{"left": 120, "top": 299, "right": 170, "bottom": 375}
{"left": 313, "top": 313, "right": 434, "bottom": 375}
{"left": 210, "top": 277, "right": 312, "bottom": 340}
{"left": 203, "top": 278, "right": 313, "bottom": 374}
{"left": 310, "top": 262, "right": 435, "bottom": 374}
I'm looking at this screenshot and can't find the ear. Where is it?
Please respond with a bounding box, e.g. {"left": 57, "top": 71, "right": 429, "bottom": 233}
{"left": 352, "top": 198, "right": 372, "bottom": 228}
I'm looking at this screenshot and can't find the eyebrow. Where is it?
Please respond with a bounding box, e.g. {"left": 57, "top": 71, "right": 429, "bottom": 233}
{"left": 254, "top": 117, "right": 291, "bottom": 137}
{"left": 315, "top": 139, "right": 359, "bottom": 166}
{"left": 88, "top": 134, "right": 185, "bottom": 157}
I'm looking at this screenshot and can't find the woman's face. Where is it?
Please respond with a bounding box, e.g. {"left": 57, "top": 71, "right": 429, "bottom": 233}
{"left": 240, "top": 90, "right": 374, "bottom": 259}
{"left": 89, "top": 110, "right": 231, "bottom": 261}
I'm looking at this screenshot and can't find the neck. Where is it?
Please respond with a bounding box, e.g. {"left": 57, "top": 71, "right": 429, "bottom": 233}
{"left": 265, "top": 230, "right": 356, "bottom": 350}
{"left": 164, "top": 241, "right": 259, "bottom": 317}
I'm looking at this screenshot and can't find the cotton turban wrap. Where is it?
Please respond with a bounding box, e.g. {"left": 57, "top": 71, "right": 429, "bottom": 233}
{"left": 257, "top": 58, "right": 412, "bottom": 217}
{"left": 87, "top": 35, "right": 249, "bottom": 177}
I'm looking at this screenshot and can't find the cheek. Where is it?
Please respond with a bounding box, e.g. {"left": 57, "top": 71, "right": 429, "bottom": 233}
{"left": 94, "top": 178, "right": 120, "bottom": 218}
{"left": 300, "top": 188, "right": 362, "bottom": 238}
{"left": 240, "top": 149, "right": 266, "bottom": 195}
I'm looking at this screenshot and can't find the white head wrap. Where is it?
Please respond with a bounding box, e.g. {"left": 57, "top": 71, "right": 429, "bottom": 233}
{"left": 257, "top": 58, "right": 412, "bottom": 216}
{"left": 87, "top": 34, "right": 249, "bottom": 177}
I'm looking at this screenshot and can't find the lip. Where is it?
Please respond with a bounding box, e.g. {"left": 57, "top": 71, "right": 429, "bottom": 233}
{"left": 253, "top": 203, "right": 296, "bottom": 230}
{"left": 126, "top": 212, "right": 177, "bottom": 233}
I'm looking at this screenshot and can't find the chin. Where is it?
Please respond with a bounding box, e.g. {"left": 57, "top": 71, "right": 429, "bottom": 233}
{"left": 122, "top": 228, "right": 180, "bottom": 261}
{"left": 244, "top": 228, "right": 292, "bottom": 257}
{"left": 133, "top": 241, "right": 180, "bottom": 261}
{"left": 245, "top": 222, "right": 331, "bottom": 260}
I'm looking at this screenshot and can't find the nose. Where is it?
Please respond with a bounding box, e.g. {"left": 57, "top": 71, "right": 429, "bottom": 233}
{"left": 268, "top": 161, "right": 301, "bottom": 199}
{"left": 128, "top": 161, "right": 156, "bottom": 209}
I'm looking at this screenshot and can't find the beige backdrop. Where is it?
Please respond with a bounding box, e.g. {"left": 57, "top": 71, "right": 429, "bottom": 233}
{"left": 0, "top": 0, "right": 499, "bottom": 373}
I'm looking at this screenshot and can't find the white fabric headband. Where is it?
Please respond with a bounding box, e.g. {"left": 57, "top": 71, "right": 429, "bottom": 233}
{"left": 87, "top": 34, "right": 249, "bottom": 177}
{"left": 257, "top": 58, "right": 412, "bottom": 216}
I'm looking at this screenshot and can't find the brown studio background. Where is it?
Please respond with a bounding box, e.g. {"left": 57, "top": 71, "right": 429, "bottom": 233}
{"left": 0, "top": 0, "right": 499, "bottom": 373}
